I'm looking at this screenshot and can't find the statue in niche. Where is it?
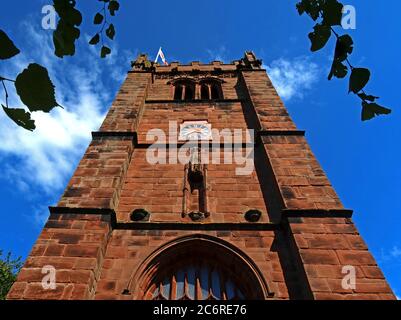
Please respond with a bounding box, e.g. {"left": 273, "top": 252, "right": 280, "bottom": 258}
{"left": 182, "top": 147, "right": 209, "bottom": 221}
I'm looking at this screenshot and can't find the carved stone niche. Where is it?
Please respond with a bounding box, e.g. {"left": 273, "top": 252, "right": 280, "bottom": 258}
{"left": 182, "top": 147, "right": 209, "bottom": 221}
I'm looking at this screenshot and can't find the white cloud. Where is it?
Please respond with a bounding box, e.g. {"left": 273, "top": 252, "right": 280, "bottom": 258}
{"left": 264, "top": 56, "right": 319, "bottom": 101}
{"left": 206, "top": 45, "right": 229, "bottom": 62}
{"left": 205, "top": 51, "right": 319, "bottom": 102}
{"left": 378, "top": 246, "right": 401, "bottom": 265}
{"left": 0, "top": 22, "right": 133, "bottom": 194}
{"left": 390, "top": 246, "right": 401, "bottom": 258}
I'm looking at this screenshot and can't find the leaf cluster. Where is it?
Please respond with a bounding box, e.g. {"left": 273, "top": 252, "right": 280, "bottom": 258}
{"left": 0, "top": 31, "right": 60, "bottom": 131}
{"left": 53, "top": 0, "right": 82, "bottom": 58}
{"left": 0, "top": 1, "right": 120, "bottom": 131}
{"left": 0, "top": 250, "right": 23, "bottom": 300}
{"left": 88, "top": 0, "right": 120, "bottom": 58}
{"left": 297, "top": 0, "right": 391, "bottom": 120}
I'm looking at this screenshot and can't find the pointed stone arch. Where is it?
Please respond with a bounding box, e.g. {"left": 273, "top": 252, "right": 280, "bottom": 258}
{"left": 124, "top": 234, "right": 273, "bottom": 300}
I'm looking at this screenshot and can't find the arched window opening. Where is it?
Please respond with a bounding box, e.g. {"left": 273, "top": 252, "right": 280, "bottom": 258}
{"left": 133, "top": 236, "right": 270, "bottom": 300}
{"left": 199, "top": 80, "right": 223, "bottom": 100}
{"left": 184, "top": 84, "right": 195, "bottom": 101}
{"left": 211, "top": 82, "right": 222, "bottom": 100}
{"left": 173, "top": 80, "right": 196, "bottom": 101}
{"left": 174, "top": 85, "right": 183, "bottom": 100}
{"left": 201, "top": 84, "right": 210, "bottom": 100}
{"left": 172, "top": 79, "right": 223, "bottom": 101}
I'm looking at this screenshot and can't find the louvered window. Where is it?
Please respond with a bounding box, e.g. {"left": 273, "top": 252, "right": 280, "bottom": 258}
{"left": 148, "top": 264, "right": 245, "bottom": 300}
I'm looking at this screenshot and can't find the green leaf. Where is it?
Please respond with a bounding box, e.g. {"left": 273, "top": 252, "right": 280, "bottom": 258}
{"left": 0, "top": 30, "right": 20, "bottom": 60}
{"left": 89, "top": 33, "right": 100, "bottom": 45}
{"left": 349, "top": 68, "right": 370, "bottom": 93}
{"left": 53, "top": 0, "right": 82, "bottom": 58}
{"left": 328, "top": 60, "right": 348, "bottom": 80}
{"left": 53, "top": 0, "right": 82, "bottom": 26}
{"left": 328, "top": 35, "right": 353, "bottom": 80}
{"left": 2, "top": 105, "right": 36, "bottom": 131}
{"left": 14, "top": 63, "right": 60, "bottom": 112}
{"left": 106, "top": 24, "right": 115, "bottom": 40}
{"left": 333, "top": 35, "right": 353, "bottom": 62}
{"left": 296, "top": 0, "right": 323, "bottom": 20}
{"left": 361, "top": 102, "right": 391, "bottom": 121}
{"left": 94, "top": 13, "right": 104, "bottom": 24}
{"left": 53, "top": 20, "right": 80, "bottom": 58}
{"left": 0, "top": 251, "right": 22, "bottom": 299}
{"left": 358, "top": 93, "right": 379, "bottom": 102}
{"left": 308, "top": 24, "right": 331, "bottom": 52}
{"left": 108, "top": 0, "right": 120, "bottom": 16}
{"left": 100, "top": 46, "right": 111, "bottom": 58}
{"left": 322, "top": 0, "right": 343, "bottom": 26}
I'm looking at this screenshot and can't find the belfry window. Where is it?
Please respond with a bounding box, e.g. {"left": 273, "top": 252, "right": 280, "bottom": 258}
{"left": 174, "top": 84, "right": 183, "bottom": 100}
{"left": 199, "top": 80, "right": 223, "bottom": 100}
{"left": 184, "top": 84, "right": 195, "bottom": 100}
{"left": 201, "top": 83, "right": 209, "bottom": 100}
{"left": 173, "top": 79, "right": 223, "bottom": 101}
{"left": 173, "top": 80, "right": 196, "bottom": 101}
{"left": 210, "top": 82, "right": 222, "bottom": 99}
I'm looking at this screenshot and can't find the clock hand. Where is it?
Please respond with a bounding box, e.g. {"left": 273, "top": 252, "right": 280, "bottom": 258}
{"left": 185, "top": 129, "right": 200, "bottom": 135}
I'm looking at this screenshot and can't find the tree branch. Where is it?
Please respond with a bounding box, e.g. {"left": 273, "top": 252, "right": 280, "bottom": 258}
{"left": 1, "top": 78, "right": 9, "bottom": 107}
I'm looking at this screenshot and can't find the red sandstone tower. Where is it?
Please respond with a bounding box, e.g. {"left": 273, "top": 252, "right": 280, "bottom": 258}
{"left": 7, "top": 52, "right": 395, "bottom": 300}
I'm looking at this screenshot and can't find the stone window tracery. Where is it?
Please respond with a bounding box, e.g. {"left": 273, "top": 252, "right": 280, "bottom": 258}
{"left": 173, "top": 80, "right": 196, "bottom": 101}
{"left": 149, "top": 263, "right": 245, "bottom": 300}
{"left": 127, "top": 236, "right": 272, "bottom": 300}
{"left": 172, "top": 78, "right": 223, "bottom": 101}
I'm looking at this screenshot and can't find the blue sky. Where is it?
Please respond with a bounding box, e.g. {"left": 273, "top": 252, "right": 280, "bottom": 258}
{"left": 0, "top": 0, "right": 400, "bottom": 298}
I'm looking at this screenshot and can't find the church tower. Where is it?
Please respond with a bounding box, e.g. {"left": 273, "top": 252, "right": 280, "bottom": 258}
{"left": 7, "top": 52, "right": 395, "bottom": 300}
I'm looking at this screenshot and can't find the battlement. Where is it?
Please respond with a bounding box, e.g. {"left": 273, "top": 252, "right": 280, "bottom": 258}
{"left": 130, "top": 51, "right": 263, "bottom": 73}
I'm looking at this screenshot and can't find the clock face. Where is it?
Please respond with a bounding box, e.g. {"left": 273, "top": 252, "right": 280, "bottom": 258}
{"left": 179, "top": 121, "right": 212, "bottom": 141}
